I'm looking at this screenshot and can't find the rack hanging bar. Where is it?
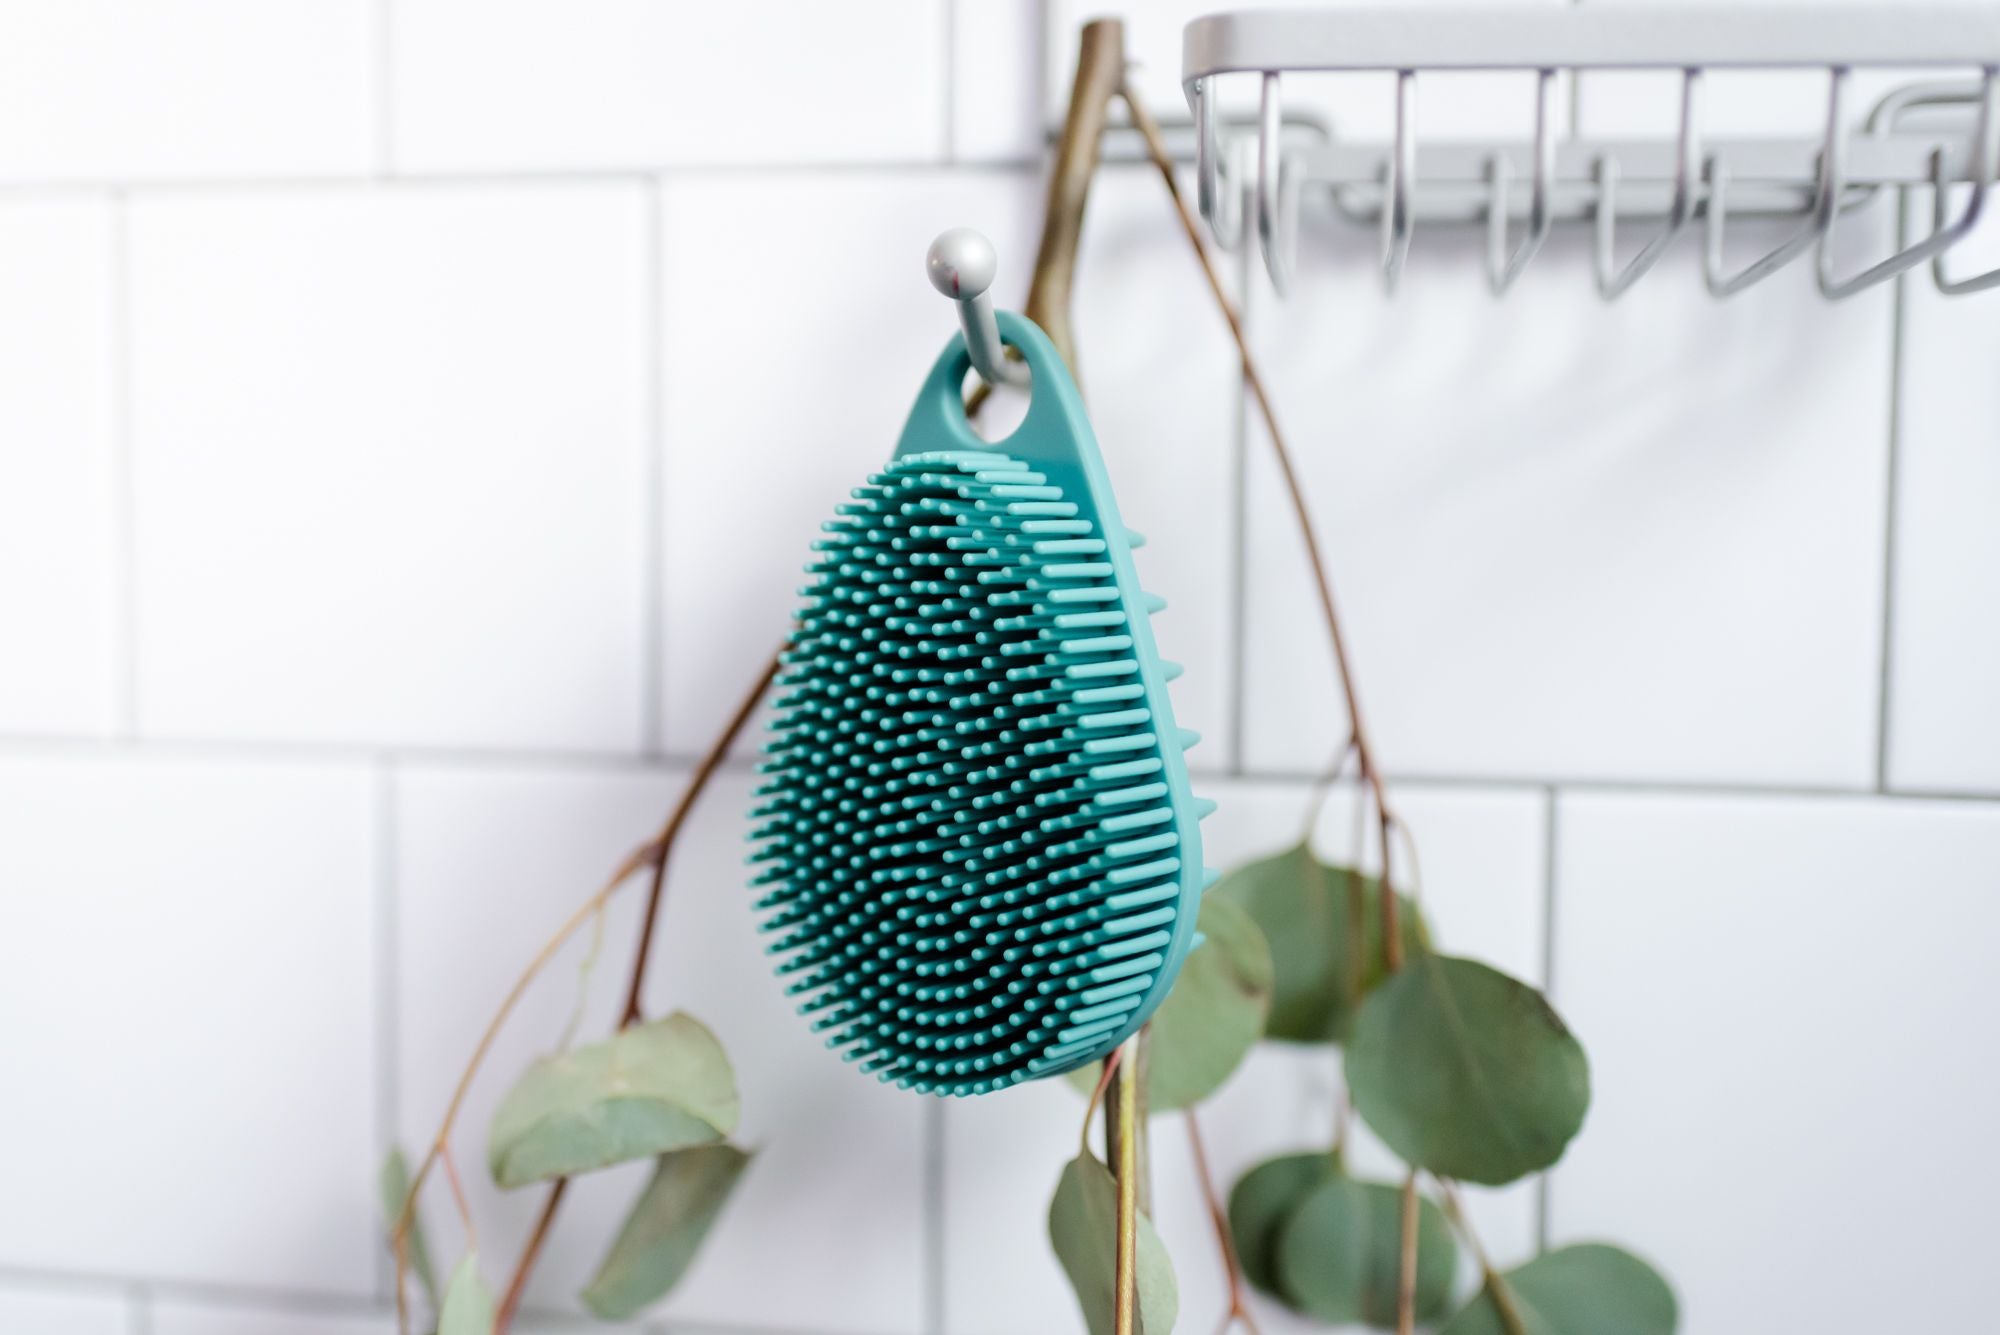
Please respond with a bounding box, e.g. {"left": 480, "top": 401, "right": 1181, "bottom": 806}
{"left": 1596, "top": 69, "right": 1703, "bottom": 299}
{"left": 1382, "top": 71, "right": 1418, "bottom": 293}
{"left": 927, "top": 228, "right": 1029, "bottom": 389}
{"left": 1180, "top": 5, "right": 2000, "bottom": 300}
{"left": 1257, "top": 74, "right": 1298, "bottom": 292}
{"left": 1931, "top": 150, "right": 2000, "bottom": 295}
{"left": 1487, "top": 69, "right": 1557, "bottom": 295}
{"left": 1817, "top": 67, "right": 2000, "bottom": 299}
{"left": 1702, "top": 73, "right": 1844, "bottom": 298}
{"left": 1183, "top": 5, "right": 2000, "bottom": 77}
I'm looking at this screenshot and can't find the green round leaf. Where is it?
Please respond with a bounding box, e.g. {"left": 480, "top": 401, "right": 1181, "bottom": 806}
{"left": 1345, "top": 953, "right": 1589, "bottom": 1185}
{"left": 1048, "top": 1153, "right": 1179, "bottom": 1335}
{"left": 1439, "top": 1243, "right": 1677, "bottom": 1335}
{"left": 438, "top": 1253, "right": 496, "bottom": 1335}
{"left": 1226, "top": 1151, "right": 1339, "bottom": 1296}
{"left": 1066, "top": 896, "right": 1273, "bottom": 1110}
{"left": 488, "top": 1011, "right": 740, "bottom": 1189}
{"left": 583, "top": 1143, "right": 755, "bottom": 1320}
{"left": 1212, "top": 843, "right": 1426, "bottom": 1043}
{"left": 1274, "top": 1174, "right": 1458, "bottom": 1326}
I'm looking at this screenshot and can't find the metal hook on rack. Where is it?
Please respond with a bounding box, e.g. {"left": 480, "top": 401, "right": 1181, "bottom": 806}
{"left": 1487, "top": 69, "right": 1556, "bottom": 295}
{"left": 1256, "top": 73, "right": 1299, "bottom": 292}
{"left": 1819, "top": 66, "right": 2000, "bottom": 299}
{"left": 1930, "top": 148, "right": 2000, "bottom": 294}
{"left": 927, "top": 228, "right": 1029, "bottom": 389}
{"left": 1596, "top": 67, "right": 1703, "bottom": 299}
{"left": 1193, "top": 79, "right": 1246, "bottom": 253}
{"left": 1702, "top": 70, "right": 1844, "bottom": 297}
{"left": 1382, "top": 70, "right": 1418, "bottom": 293}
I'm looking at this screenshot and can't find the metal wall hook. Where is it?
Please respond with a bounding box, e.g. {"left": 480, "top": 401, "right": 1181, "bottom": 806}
{"left": 1703, "top": 69, "right": 1845, "bottom": 298}
{"left": 1256, "top": 72, "right": 1299, "bottom": 292}
{"left": 1930, "top": 148, "right": 2000, "bottom": 295}
{"left": 1596, "top": 67, "right": 1703, "bottom": 299}
{"left": 1819, "top": 66, "right": 2000, "bottom": 298}
{"left": 926, "top": 228, "right": 1030, "bottom": 389}
{"left": 1487, "top": 69, "right": 1556, "bottom": 295}
{"left": 1382, "top": 70, "right": 1418, "bottom": 293}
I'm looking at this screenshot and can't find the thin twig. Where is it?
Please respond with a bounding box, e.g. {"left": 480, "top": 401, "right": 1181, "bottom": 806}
{"left": 1122, "top": 82, "right": 1426, "bottom": 1335}
{"left": 1437, "top": 1178, "right": 1531, "bottom": 1335}
{"left": 1186, "top": 1109, "right": 1264, "bottom": 1335}
{"left": 492, "top": 651, "right": 783, "bottom": 1332}
{"left": 391, "top": 837, "right": 657, "bottom": 1332}
{"left": 1080, "top": 1046, "right": 1125, "bottom": 1158}
{"left": 440, "top": 1147, "right": 477, "bottom": 1253}
{"left": 1114, "top": 1034, "right": 1141, "bottom": 1335}
{"left": 1119, "top": 87, "right": 1399, "bottom": 836}
{"left": 1397, "top": 1171, "right": 1420, "bottom": 1335}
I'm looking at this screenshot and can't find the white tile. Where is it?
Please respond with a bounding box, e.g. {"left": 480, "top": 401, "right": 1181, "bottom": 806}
{"left": 657, "top": 170, "right": 1041, "bottom": 756}
{"left": 395, "top": 765, "right": 926, "bottom": 1333}
{"left": 0, "top": 1, "right": 371, "bottom": 182}
{"left": 1550, "top": 791, "right": 2000, "bottom": 1335}
{"left": 1888, "top": 187, "right": 2000, "bottom": 793}
{"left": 392, "top": 0, "right": 946, "bottom": 172}
{"left": 152, "top": 1302, "right": 390, "bottom": 1335}
{"left": 0, "top": 201, "right": 116, "bottom": 737}
{"left": 0, "top": 753, "right": 375, "bottom": 1291}
{"left": 951, "top": 0, "right": 1043, "bottom": 163}
{"left": 0, "top": 1286, "right": 127, "bottom": 1335}
{"left": 130, "top": 185, "right": 649, "bottom": 752}
{"left": 1239, "top": 204, "right": 1896, "bottom": 786}
{"left": 943, "top": 776, "right": 1548, "bottom": 1334}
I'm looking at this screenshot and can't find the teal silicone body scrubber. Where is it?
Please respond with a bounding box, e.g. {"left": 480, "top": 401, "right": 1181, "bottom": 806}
{"left": 751, "top": 312, "right": 1213, "bottom": 1097}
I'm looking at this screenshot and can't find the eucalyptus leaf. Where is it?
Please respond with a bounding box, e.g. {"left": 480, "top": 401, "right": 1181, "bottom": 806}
{"left": 1439, "top": 1244, "right": 1677, "bottom": 1335}
{"left": 1212, "top": 843, "right": 1425, "bottom": 1043}
{"left": 1346, "top": 953, "right": 1589, "bottom": 1186}
{"left": 488, "top": 1011, "right": 739, "bottom": 1189}
{"left": 1275, "top": 1173, "right": 1457, "bottom": 1326}
{"left": 1226, "top": 1150, "right": 1339, "bottom": 1296}
{"left": 582, "top": 1144, "right": 755, "bottom": 1320}
{"left": 1066, "top": 896, "right": 1273, "bottom": 1110}
{"left": 437, "top": 1254, "right": 495, "bottom": 1335}
{"left": 1048, "top": 1153, "right": 1179, "bottom": 1335}
{"left": 378, "top": 1148, "right": 440, "bottom": 1311}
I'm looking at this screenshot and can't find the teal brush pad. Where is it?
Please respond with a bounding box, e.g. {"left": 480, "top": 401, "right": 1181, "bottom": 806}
{"left": 751, "top": 311, "right": 1213, "bottom": 1096}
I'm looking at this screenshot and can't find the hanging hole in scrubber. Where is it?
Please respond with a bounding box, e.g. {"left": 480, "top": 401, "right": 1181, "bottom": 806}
{"left": 960, "top": 359, "right": 1031, "bottom": 443}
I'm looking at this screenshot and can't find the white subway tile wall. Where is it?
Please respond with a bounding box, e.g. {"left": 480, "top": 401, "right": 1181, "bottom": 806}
{"left": 0, "top": 3, "right": 1994, "bottom": 1334}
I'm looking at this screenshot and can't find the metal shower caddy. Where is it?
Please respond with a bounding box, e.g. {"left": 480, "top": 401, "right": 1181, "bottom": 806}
{"left": 1180, "top": 4, "right": 2000, "bottom": 299}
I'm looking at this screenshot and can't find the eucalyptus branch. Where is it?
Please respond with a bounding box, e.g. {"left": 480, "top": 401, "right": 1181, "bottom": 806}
{"left": 1397, "top": 1172, "right": 1421, "bottom": 1335}
{"left": 1436, "top": 1177, "right": 1531, "bottom": 1335}
{"left": 492, "top": 650, "right": 783, "bottom": 1333}
{"left": 1113, "top": 1034, "right": 1141, "bottom": 1335}
{"left": 1185, "top": 1109, "right": 1264, "bottom": 1335}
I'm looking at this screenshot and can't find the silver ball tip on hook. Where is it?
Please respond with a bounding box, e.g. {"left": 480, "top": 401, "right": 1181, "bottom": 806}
{"left": 926, "top": 228, "right": 999, "bottom": 301}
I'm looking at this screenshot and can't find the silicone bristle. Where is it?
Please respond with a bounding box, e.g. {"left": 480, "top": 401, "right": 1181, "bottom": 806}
{"left": 752, "top": 450, "right": 1202, "bottom": 1097}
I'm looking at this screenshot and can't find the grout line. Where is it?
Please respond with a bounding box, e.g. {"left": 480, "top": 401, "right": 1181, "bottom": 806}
{"left": 1226, "top": 239, "right": 1253, "bottom": 778}
{"left": 1874, "top": 186, "right": 1910, "bottom": 795}
{"left": 370, "top": 758, "right": 400, "bottom": 1300}
{"left": 0, "top": 160, "right": 1047, "bottom": 200}
{"left": 1534, "top": 787, "right": 1559, "bottom": 1255}
{"left": 372, "top": 0, "right": 397, "bottom": 173}
{"left": 641, "top": 184, "right": 668, "bottom": 757}
{"left": 7, "top": 731, "right": 2000, "bottom": 806}
{"left": 107, "top": 191, "right": 138, "bottom": 739}
{"left": 0, "top": 1265, "right": 844, "bottom": 1335}
{"left": 922, "top": 1099, "right": 947, "bottom": 1335}
{"left": 942, "top": 0, "right": 959, "bottom": 164}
